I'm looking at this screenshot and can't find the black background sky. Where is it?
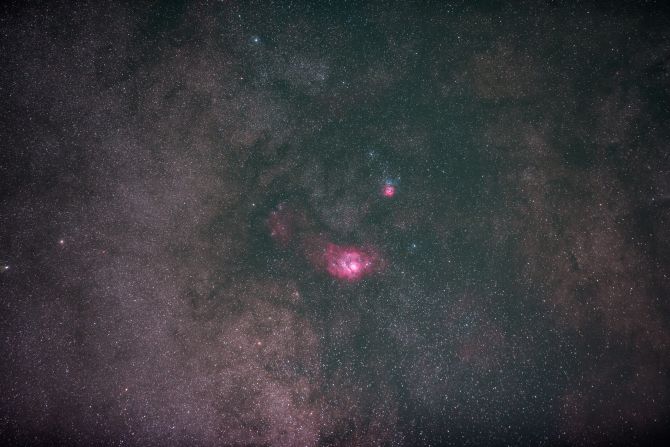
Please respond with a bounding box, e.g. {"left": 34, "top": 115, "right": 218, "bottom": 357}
{"left": 1, "top": 1, "right": 670, "bottom": 446}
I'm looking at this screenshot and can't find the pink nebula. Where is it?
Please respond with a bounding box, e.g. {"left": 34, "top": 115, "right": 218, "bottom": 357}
{"left": 382, "top": 184, "right": 396, "bottom": 198}
{"left": 268, "top": 203, "right": 385, "bottom": 283}
{"left": 323, "top": 243, "right": 378, "bottom": 282}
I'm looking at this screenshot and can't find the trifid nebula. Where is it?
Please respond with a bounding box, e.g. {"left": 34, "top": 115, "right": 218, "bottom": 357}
{"left": 2, "top": 2, "right": 670, "bottom": 446}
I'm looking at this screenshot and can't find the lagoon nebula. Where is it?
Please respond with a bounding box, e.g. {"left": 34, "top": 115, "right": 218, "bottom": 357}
{"left": 2, "top": 2, "right": 670, "bottom": 446}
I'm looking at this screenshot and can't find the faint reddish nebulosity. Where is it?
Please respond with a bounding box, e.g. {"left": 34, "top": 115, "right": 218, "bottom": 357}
{"left": 267, "top": 203, "right": 303, "bottom": 247}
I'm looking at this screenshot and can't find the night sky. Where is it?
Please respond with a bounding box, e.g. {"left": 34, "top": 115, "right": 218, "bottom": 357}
{"left": 2, "top": 1, "right": 670, "bottom": 446}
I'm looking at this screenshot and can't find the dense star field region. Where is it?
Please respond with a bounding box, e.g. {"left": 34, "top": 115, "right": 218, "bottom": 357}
{"left": 1, "top": 1, "right": 670, "bottom": 445}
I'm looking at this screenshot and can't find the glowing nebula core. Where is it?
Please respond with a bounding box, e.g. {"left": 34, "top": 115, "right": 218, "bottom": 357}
{"left": 382, "top": 184, "right": 396, "bottom": 198}
{"left": 323, "top": 243, "right": 378, "bottom": 282}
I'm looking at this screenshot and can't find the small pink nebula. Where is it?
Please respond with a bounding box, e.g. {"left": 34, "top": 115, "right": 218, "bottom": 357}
{"left": 324, "top": 243, "right": 377, "bottom": 282}
{"left": 382, "top": 184, "right": 396, "bottom": 198}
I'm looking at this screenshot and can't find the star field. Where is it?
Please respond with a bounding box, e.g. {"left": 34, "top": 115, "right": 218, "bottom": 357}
{"left": 1, "top": 1, "right": 670, "bottom": 446}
